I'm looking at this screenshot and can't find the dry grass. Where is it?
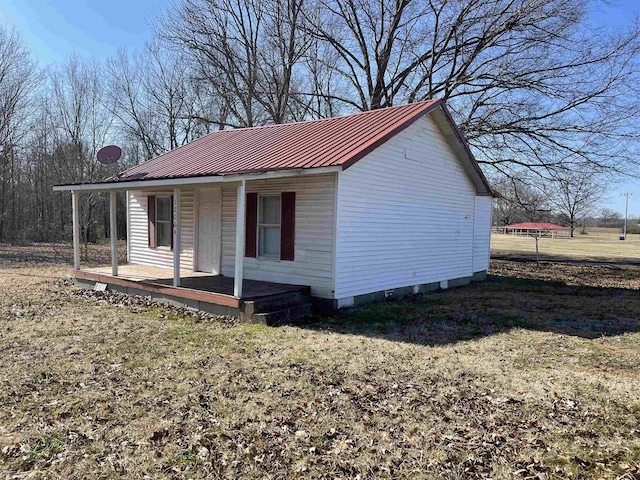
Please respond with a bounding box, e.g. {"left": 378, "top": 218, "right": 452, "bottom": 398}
{"left": 1, "top": 244, "right": 640, "bottom": 478}
{"left": 492, "top": 232, "right": 640, "bottom": 262}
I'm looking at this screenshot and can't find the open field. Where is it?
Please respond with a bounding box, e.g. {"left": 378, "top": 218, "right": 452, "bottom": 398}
{"left": 1, "top": 244, "right": 640, "bottom": 478}
{"left": 492, "top": 232, "right": 640, "bottom": 262}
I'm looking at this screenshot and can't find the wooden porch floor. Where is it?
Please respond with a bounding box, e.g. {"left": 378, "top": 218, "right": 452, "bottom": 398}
{"left": 77, "top": 264, "right": 307, "bottom": 309}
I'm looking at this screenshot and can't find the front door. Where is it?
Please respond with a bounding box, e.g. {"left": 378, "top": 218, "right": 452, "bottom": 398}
{"left": 197, "top": 186, "right": 222, "bottom": 273}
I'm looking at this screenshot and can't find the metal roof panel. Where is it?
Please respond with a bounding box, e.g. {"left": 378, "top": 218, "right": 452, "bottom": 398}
{"left": 111, "top": 100, "right": 442, "bottom": 182}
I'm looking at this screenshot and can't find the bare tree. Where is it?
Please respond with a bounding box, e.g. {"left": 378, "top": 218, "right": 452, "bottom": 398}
{"left": 0, "top": 26, "right": 38, "bottom": 150}
{"left": 0, "top": 25, "right": 39, "bottom": 241}
{"left": 156, "top": 0, "right": 266, "bottom": 127}
{"left": 257, "top": 0, "right": 312, "bottom": 122}
{"left": 296, "top": 37, "right": 347, "bottom": 119}
{"left": 492, "top": 174, "right": 550, "bottom": 226}
{"left": 304, "top": 0, "right": 640, "bottom": 177}
{"left": 49, "top": 55, "right": 116, "bottom": 257}
{"left": 598, "top": 208, "right": 622, "bottom": 228}
{"left": 154, "top": 0, "right": 312, "bottom": 127}
{"left": 546, "top": 168, "right": 606, "bottom": 237}
{"left": 106, "top": 42, "right": 202, "bottom": 160}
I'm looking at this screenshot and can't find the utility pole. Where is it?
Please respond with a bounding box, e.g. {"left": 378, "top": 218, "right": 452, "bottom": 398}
{"left": 621, "top": 192, "right": 634, "bottom": 239}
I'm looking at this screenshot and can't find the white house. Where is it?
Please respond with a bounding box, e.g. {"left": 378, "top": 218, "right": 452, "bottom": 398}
{"left": 54, "top": 99, "right": 493, "bottom": 320}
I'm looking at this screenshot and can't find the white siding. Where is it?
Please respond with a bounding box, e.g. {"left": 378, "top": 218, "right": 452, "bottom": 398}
{"left": 221, "top": 175, "right": 336, "bottom": 298}
{"left": 473, "top": 195, "right": 492, "bottom": 273}
{"left": 128, "top": 188, "right": 195, "bottom": 270}
{"left": 335, "top": 114, "right": 480, "bottom": 298}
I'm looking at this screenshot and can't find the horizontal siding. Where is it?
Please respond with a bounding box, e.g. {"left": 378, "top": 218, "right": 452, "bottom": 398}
{"left": 335, "top": 113, "right": 479, "bottom": 298}
{"left": 221, "top": 174, "right": 336, "bottom": 298}
{"left": 473, "top": 195, "right": 492, "bottom": 273}
{"left": 128, "top": 188, "right": 195, "bottom": 270}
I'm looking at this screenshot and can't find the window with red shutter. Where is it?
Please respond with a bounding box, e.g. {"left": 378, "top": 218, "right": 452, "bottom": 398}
{"left": 156, "top": 196, "right": 172, "bottom": 247}
{"left": 245, "top": 191, "right": 295, "bottom": 261}
{"left": 258, "top": 195, "right": 281, "bottom": 258}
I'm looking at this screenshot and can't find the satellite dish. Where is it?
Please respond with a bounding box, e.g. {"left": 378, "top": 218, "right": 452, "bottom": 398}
{"left": 97, "top": 145, "right": 122, "bottom": 165}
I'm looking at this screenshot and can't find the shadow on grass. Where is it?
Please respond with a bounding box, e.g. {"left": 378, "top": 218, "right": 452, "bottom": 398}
{"left": 295, "top": 274, "right": 640, "bottom": 346}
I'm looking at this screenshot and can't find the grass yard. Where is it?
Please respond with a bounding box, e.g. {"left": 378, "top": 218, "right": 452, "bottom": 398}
{"left": 1, "top": 244, "right": 640, "bottom": 478}
{"left": 492, "top": 232, "right": 640, "bottom": 262}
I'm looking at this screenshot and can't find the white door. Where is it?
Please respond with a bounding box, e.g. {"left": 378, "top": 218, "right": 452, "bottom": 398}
{"left": 197, "top": 186, "right": 222, "bottom": 273}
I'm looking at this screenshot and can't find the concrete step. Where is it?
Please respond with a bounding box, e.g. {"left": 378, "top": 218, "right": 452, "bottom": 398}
{"left": 251, "top": 303, "right": 313, "bottom": 326}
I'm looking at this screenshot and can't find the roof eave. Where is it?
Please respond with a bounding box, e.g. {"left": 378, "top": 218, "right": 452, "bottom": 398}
{"left": 433, "top": 105, "right": 495, "bottom": 197}
{"left": 52, "top": 165, "right": 342, "bottom": 192}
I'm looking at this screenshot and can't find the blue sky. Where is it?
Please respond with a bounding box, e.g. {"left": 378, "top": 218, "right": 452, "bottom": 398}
{"left": 0, "top": 0, "right": 171, "bottom": 65}
{"left": 1, "top": 0, "right": 639, "bottom": 215}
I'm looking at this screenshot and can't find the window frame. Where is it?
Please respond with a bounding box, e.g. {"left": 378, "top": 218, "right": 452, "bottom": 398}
{"left": 156, "top": 195, "right": 172, "bottom": 249}
{"left": 257, "top": 193, "right": 281, "bottom": 259}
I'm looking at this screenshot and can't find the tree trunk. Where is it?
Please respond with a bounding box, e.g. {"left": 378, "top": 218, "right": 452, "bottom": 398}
{"left": 570, "top": 218, "right": 575, "bottom": 238}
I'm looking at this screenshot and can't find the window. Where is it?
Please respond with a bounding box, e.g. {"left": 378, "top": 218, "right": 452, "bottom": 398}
{"left": 245, "top": 191, "right": 294, "bottom": 261}
{"left": 258, "top": 194, "right": 280, "bottom": 258}
{"left": 156, "top": 196, "right": 172, "bottom": 247}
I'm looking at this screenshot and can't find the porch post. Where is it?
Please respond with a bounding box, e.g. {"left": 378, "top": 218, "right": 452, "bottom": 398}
{"left": 173, "top": 187, "right": 181, "bottom": 287}
{"left": 234, "top": 180, "right": 246, "bottom": 298}
{"left": 126, "top": 190, "right": 131, "bottom": 263}
{"left": 109, "top": 191, "right": 118, "bottom": 276}
{"left": 71, "top": 190, "right": 80, "bottom": 270}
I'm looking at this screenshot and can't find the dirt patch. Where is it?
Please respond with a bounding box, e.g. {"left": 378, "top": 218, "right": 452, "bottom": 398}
{"left": 0, "top": 241, "right": 127, "bottom": 267}
{"left": 490, "top": 258, "right": 640, "bottom": 289}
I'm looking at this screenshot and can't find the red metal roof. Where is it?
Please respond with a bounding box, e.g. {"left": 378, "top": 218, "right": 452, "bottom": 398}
{"left": 504, "top": 222, "right": 569, "bottom": 230}
{"left": 109, "top": 99, "right": 447, "bottom": 182}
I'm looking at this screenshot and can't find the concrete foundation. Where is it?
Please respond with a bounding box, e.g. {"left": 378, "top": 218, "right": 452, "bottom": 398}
{"left": 326, "top": 271, "right": 487, "bottom": 310}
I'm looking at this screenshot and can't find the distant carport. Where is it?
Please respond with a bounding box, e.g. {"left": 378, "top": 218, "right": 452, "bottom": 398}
{"left": 499, "top": 222, "right": 571, "bottom": 238}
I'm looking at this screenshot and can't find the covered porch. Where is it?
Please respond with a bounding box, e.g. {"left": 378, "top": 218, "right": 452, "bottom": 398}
{"left": 78, "top": 264, "right": 308, "bottom": 309}
{"left": 64, "top": 178, "right": 251, "bottom": 298}
{"left": 53, "top": 168, "right": 338, "bottom": 321}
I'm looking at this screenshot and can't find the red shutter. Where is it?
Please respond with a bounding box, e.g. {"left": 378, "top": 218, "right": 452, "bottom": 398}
{"left": 245, "top": 192, "right": 258, "bottom": 257}
{"left": 281, "top": 192, "right": 295, "bottom": 261}
{"left": 148, "top": 195, "right": 156, "bottom": 248}
{"left": 170, "top": 195, "right": 174, "bottom": 250}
